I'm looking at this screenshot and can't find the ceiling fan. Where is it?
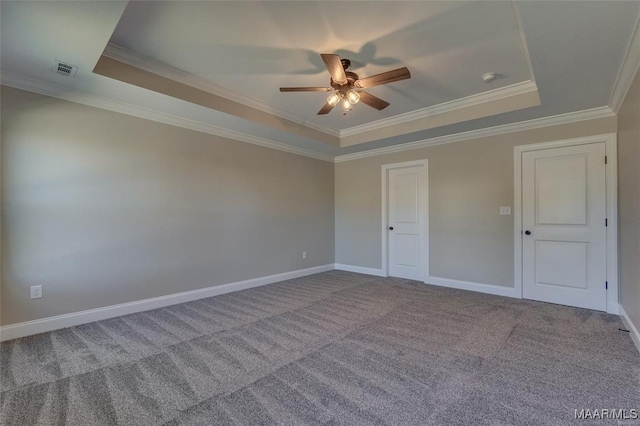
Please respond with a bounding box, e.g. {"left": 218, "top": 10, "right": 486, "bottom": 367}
{"left": 280, "top": 53, "right": 411, "bottom": 115}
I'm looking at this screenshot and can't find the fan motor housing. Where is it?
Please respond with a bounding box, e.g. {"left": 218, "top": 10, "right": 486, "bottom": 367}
{"left": 331, "top": 71, "right": 360, "bottom": 91}
{"left": 279, "top": 53, "right": 409, "bottom": 114}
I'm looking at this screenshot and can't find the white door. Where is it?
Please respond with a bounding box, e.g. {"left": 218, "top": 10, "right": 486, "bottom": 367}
{"left": 522, "top": 142, "right": 607, "bottom": 311}
{"left": 387, "top": 165, "right": 426, "bottom": 280}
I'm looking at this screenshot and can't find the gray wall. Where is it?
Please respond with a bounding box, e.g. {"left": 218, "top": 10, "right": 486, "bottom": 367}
{"left": 335, "top": 117, "right": 617, "bottom": 287}
{"left": 0, "top": 83, "right": 630, "bottom": 327}
{"left": 1, "top": 86, "right": 335, "bottom": 325}
{"left": 618, "top": 70, "right": 640, "bottom": 332}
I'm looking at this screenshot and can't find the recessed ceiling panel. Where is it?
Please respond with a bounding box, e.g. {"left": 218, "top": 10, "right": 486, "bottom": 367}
{"left": 109, "top": 1, "right": 534, "bottom": 132}
{"left": 3, "top": 1, "right": 637, "bottom": 158}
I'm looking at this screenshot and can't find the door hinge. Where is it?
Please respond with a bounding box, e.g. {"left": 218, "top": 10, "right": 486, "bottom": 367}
{"left": 605, "top": 218, "right": 608, "bottom": 227}
{"left": 606, "top": 281, "right": 608, "bottom": 290}
{"left": 605, "top": 156, "right": 608, "bottom": 165}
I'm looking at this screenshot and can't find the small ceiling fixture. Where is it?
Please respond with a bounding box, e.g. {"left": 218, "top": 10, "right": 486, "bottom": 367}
{"left": 280, "top": 53, "right": 411, "bottom": 115}
{"left": 52, "top": 59, "right": 78, "bottom": 77}
{"left": 482, "top": 72, "right": 497, "bottom": 83}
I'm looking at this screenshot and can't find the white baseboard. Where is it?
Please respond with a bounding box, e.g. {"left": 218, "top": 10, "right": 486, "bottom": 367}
{"left": 334, "top": 263, "right": 385, "bottom": 277}
{"left": 425, "top": 276, "right": 518, "bottom": 298}
{"left": 619, "top": 304, "right": 640, "bottom": 355}
{"left": 0, "top": 264, "right": 334, "bottom": 342}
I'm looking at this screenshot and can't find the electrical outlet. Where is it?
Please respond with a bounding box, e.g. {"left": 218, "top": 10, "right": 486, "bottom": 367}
{"left": 302, "top": 251, "right": 308, "bottom": 259}
{"left": 30, "top": 285, "right": 42, "bottom": 299}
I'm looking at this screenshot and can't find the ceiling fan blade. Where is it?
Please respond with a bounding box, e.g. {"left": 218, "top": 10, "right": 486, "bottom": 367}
{"left": 355, "top": 67, "right": 411, "bottom": 89}
{"left": 280, "top": 87, "right": 333, "bottom": 92}
{"left": 317, "top": 102, "right": 335, "bottom": 115}
{"left": 359, "top": 91, "right": 390, "bottom": 110}
{"left": 320, "top": 53, "right": 347, "bottom": 85}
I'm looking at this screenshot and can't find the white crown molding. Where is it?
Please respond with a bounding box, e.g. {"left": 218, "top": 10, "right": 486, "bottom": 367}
{"left": 334, "top": 106, "right": 615, "bottom": 163}
{"left": 103, "top": 43, "right": 341, "bottom": 138}
{"left": 104, "top": 44, "right": 541, "bottom": 142}
{"left": 0, "top": 71, "right": 334, "bottom": 163}
{"left": 338, "top": 80, "right": 538, "bottom": 138}
{"left": 2, "top": 71, "right": 616, "bottom": 166}
{"left": 610, "top": 14, "right": 640, "bottom": 113}
{"left": 511, "top": 2, "right": 536, "bottom": 84}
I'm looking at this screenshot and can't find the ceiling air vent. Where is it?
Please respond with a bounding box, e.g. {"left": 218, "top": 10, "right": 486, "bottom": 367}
{"left": 52, "top": 59, "right": 78, "bottom": 77}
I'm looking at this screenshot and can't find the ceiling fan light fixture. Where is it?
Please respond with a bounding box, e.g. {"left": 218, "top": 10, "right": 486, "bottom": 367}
{"left": 327, "top": 92, "right": 342, "bottom": 106}
{"left": 346, "top": 90, "right": 360, "bottom": 105}
{"left": 280, "top": 53, "right": 411, "bottom": 115}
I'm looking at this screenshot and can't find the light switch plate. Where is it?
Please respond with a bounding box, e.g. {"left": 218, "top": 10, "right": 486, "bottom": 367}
{"left": 500, "top": 206, "right": 511, "bottom": 215}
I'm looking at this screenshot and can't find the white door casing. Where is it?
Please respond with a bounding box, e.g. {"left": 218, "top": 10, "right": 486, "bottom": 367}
{"left": 382, "top": 161, "right": 428, "bottom": 280}
{"left": 521, "top": 142, "right": 607, "bottom": 311}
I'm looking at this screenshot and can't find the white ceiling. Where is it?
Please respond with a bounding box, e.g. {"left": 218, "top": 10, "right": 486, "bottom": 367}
{"left": 1, "top": 1, "right": 639, "bottom": 158}
{"left": 109, "top": 1, "right": 533, "bottom": 131}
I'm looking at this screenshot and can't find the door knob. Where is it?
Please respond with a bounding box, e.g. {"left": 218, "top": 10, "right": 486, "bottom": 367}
{"left": 524, "top": 230, "right": 531, "bottom": 235}
{"left": 388, "top": 226, "right": 394, "bottom": 230}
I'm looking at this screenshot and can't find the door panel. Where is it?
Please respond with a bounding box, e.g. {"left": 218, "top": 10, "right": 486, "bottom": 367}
{"left": 394, "top": 174, "right": 419, "bottom": 223}
{"left": 522, "top": 142, "right": 606, "bottom": 311}
{"left": 535, "top": 155, "right": 588, "bottom": 225}
{"left": 388, "top": 165, "right": 426, "bottom": 280}
{"left": 535, "top": 241, "right": 588, "bottom": 289}
{"left": 395, "top": 234, "right": 419, "bottom": 267}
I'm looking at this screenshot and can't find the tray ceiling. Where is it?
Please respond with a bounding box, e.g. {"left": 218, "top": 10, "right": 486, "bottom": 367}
{"left": 108, "top": 1, "right": 535, "bottom": 135}
{"left": 1, "top": 1, "right": 639, "bottom": 156}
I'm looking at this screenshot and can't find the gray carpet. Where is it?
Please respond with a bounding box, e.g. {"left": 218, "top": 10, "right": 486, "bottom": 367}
{"left": 1, "top": 271, "right": 639, "bottom": 425}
